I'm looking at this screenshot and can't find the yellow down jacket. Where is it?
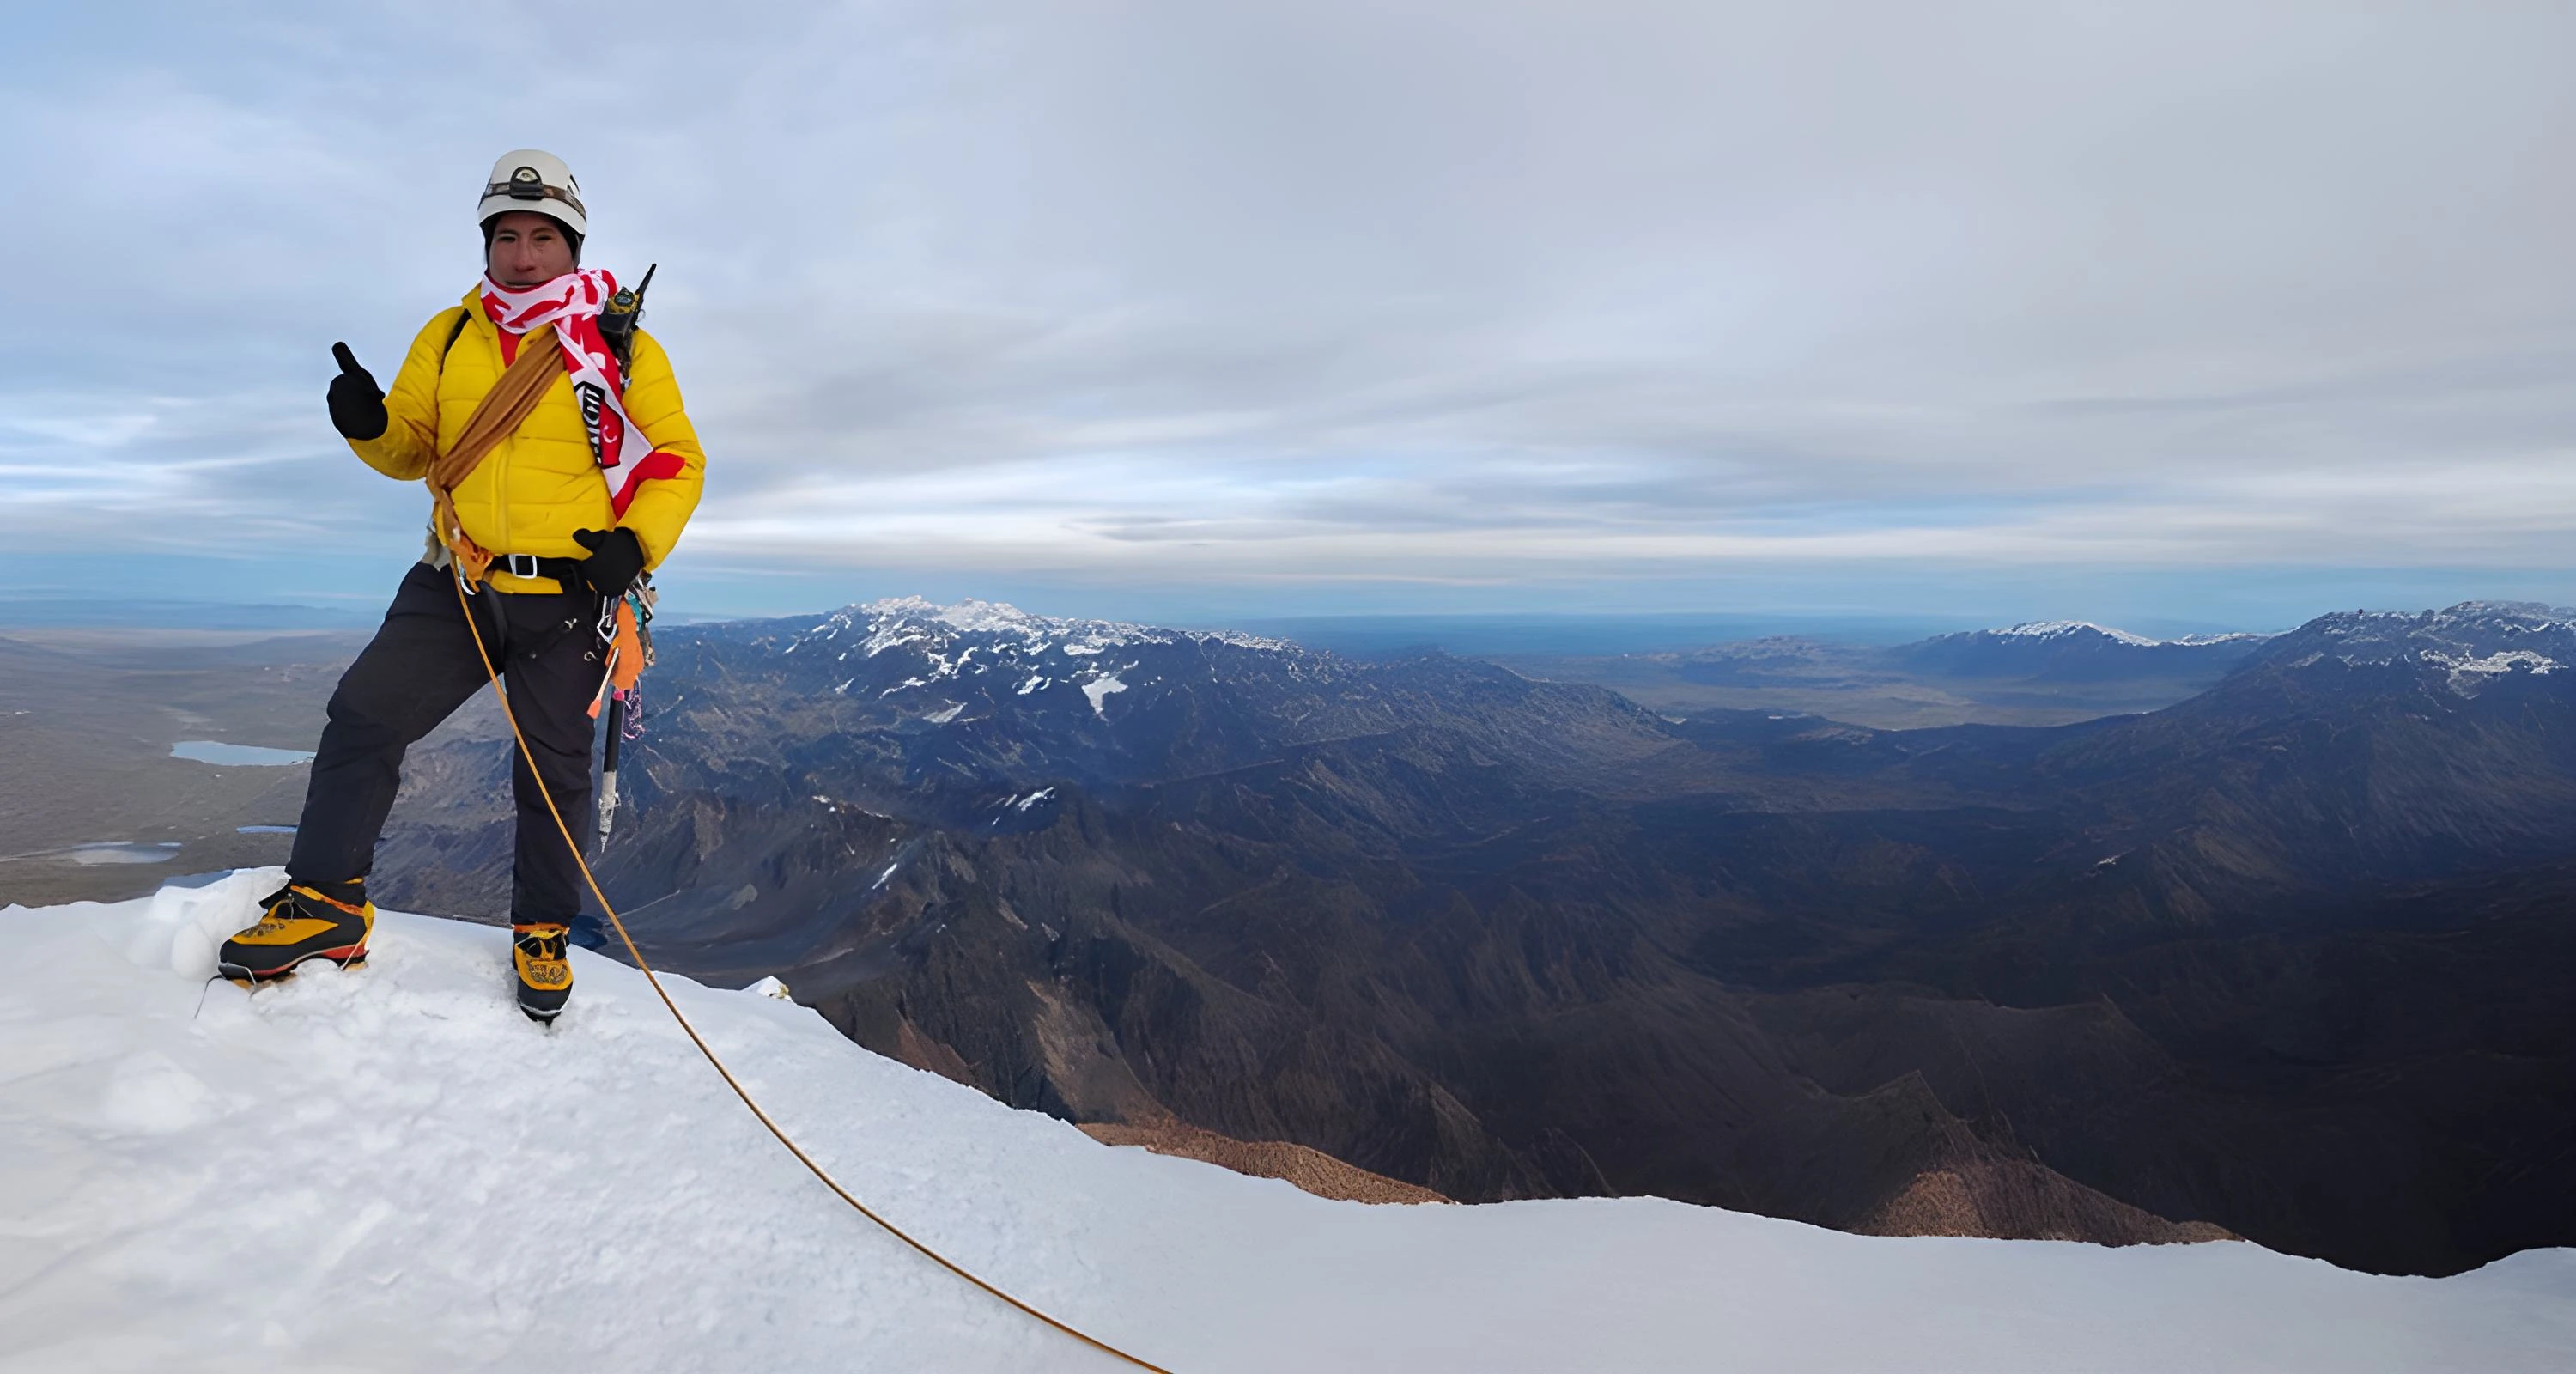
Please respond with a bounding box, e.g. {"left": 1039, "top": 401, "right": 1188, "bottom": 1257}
{"left": 349, "top": 289, "right": 707, "bottom": 595}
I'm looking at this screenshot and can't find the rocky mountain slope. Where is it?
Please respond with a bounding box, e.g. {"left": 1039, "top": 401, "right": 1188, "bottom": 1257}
{"left": 369, "top": 599, "right": 2576, "bottom": 1275}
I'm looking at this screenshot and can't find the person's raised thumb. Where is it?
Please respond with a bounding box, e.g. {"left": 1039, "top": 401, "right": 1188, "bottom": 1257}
{"left": 332, "top": 342, "right": 366, "bottom": 377}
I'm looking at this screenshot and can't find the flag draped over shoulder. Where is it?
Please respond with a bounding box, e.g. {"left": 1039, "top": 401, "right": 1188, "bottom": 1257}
{"left": 478, "top": 270, "right": 688, "bottom": 517}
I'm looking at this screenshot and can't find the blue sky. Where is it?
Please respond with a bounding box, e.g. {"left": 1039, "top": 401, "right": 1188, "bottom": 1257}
{"left": 3, "top": 2, "right": 2572, "bottom": 634}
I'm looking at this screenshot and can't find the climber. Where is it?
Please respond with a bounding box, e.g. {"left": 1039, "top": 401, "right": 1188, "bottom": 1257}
{"left": 216, "top": 149, "right": 705, "bottom": 1023}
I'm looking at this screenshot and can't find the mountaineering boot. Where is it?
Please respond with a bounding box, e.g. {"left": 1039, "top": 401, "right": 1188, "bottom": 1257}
{"left": 513, "top": 924, "right": 574, "bottom": 1024}
{"left": 217, "top": 879, "right": 374, "bottom": 985}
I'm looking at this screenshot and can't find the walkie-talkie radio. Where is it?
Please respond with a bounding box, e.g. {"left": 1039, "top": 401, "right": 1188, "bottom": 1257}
{"left": 597, "top": 262, "right": 657, "bottom": 374}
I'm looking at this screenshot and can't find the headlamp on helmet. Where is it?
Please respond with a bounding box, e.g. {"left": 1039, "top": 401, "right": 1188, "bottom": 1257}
{"left": 476, "top": 149, "right": 589, "bottom": 237}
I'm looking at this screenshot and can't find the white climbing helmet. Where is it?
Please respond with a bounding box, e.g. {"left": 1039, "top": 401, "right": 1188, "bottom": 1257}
{"left": 477, "top": 149, "right": 587, "bottom": 237}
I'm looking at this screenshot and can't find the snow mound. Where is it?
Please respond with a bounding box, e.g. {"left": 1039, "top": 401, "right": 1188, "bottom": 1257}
{"left": 5, "top": 872, "right": 2573, "bottom": 1372}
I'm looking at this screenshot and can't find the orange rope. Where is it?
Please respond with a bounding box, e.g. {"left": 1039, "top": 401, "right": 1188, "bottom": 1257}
{"left": 453, "top": 574, "right": 1177, "bottom": 1373}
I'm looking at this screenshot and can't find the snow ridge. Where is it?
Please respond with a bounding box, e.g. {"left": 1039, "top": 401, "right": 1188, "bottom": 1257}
{"left": 6, "top": 872, "right": 2574, "bottom": 1371}
{"left": 806, "top": 597, "right": 1291, "bottom": 660}
{"left": 1993, "top": 620, "right": 2164, "bottom": 647}
{"left": 2269, "top": 601, "right": 2576, "bottom": 696}
{"left": 1988, "top": 622, "right": 2274, "bottom": 648}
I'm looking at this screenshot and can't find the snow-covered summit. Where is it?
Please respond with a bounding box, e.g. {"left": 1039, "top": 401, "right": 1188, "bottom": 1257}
{"left": 1992, "top": 620, "right": 2165, "bottom": 647}
{"left": 766, "top": 597, "right": 1300, "bottom": 720}
{"left": 796, "top": 597, "right": 1291, "bottom": 661}
{"left": 1988, "top": 621, "right": 2272, "bottom": 647}
{"left": 6, "top": 872, "right": 2573, "bottom": 1371}
{"left": 2268, "top": 601, "right": 2576, "bottom": 692}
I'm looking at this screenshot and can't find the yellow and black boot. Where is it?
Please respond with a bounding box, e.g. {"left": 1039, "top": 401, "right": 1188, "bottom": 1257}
{"left": 217, "top": 879, "right": 374, "bottom": 985}
{"left": 513, "top": 924, "right": 574, "bottom": 1024}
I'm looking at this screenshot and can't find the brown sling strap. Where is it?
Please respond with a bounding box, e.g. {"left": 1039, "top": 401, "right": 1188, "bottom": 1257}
{"left": 427, "top": 319, "right": 564, "bottom": 585}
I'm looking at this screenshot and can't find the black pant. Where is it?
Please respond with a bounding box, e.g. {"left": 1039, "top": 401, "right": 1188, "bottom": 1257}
{"left": 290, "top": 562, "right": 603, "bottom": 927}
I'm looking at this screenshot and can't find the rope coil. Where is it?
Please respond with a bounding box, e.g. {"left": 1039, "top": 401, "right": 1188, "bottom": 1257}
{"left": 454, "top": 574, "right": 1176, "bottom": 1373}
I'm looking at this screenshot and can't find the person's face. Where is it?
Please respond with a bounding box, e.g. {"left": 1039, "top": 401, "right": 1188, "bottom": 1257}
{"left": 486, "top": 211, "right": 576, "bottom": 288}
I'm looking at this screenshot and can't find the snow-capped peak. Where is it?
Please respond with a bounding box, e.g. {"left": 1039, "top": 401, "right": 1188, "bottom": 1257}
{"left": 794, "top": 597, "right": 1291, "bottom": 660}
{"left": 1983, "top": 621, "right": 2280, "bottom": 647}
{"left": 769, "top": 597, "right": 1299, "bottom": 715}
{"left": 2265, "top": 601, "right": 2576, "bottom": 696}
{"left": 1991, "top": 621, "right": 2163, "bottom": 647}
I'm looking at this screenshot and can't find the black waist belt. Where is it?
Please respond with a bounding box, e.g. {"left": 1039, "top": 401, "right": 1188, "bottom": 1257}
{"left": 490, "top": 553, "right": 586, "bottom": 585}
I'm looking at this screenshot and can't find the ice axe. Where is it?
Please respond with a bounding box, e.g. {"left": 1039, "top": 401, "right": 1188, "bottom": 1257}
{"left": 590, "top": 583, "right": 654, "bottom": 848}
{"left": 598, "top": 696, "right": 626, "bottom": 845}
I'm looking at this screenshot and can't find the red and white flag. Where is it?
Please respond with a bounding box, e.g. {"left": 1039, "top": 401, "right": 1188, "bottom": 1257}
{"left": 478, "top": 270, "right": 686, "bottom": 517}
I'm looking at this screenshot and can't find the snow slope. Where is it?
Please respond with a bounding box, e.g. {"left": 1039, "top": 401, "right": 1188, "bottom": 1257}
{"left": 4, "top": 872, "right": 2571, "bottom": 1373}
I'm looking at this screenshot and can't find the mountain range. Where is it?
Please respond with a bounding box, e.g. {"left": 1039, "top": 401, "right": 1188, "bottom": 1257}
{"left": 1491, "top": 617, "right": 2281, "bottom": 726}
{"left": 363, "top": 597, "right": 2576, "bottom": 1276}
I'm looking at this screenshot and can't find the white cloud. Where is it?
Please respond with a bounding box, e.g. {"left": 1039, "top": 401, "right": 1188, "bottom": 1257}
{"left": 2, "top": 1, "right": 2572, "bottom": 617}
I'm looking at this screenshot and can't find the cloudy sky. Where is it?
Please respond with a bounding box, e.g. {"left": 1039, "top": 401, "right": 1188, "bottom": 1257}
{"left": 3, "top": 2, "right": 2570, "bottom": 631}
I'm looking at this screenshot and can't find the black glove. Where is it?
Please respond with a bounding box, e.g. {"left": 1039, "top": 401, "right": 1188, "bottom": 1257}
{"left": 327, "top": 342, "right": 388, "bottom": 441}
{"left": 571, "top": 527, "right": 647, "bottom": 600}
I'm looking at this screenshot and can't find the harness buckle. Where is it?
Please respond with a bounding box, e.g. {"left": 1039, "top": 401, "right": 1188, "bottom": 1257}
{"left": 503, "top": 553, "right": 541, "bottom": 581}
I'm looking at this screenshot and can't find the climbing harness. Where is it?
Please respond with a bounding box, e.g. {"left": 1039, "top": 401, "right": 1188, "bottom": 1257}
{"left": 448, "top": 569, "right": 1176, "bottom": 1373}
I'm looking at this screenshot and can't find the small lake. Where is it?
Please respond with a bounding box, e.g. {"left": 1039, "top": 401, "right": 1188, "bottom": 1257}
{"left": 69, "top": 842, "right": 184, "bottom": 866}
{"left": 172, "top": 741, "right": 315, "bottom": 766}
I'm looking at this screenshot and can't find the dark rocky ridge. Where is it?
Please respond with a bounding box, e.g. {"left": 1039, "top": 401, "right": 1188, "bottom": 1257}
{"left": 371, "top": 599, "right": 2576, "bottom": 1274}
{"left": 1491, "top": 617, "right": 2281, "bottom": 727}
{"left": 1887, "top": 619, "right": 2273, "bottom": 682}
